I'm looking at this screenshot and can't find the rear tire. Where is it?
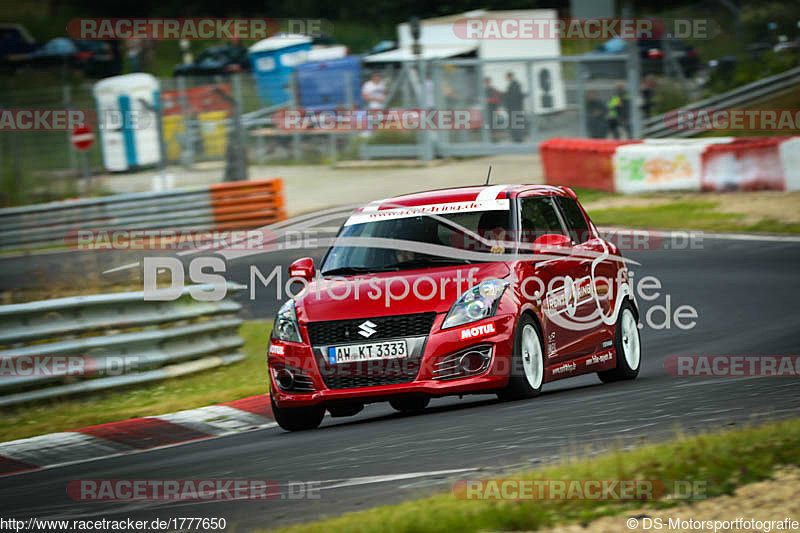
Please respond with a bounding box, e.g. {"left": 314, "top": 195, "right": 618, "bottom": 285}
{"left": 389, "top": 397, "right": 430, "bottom": 412}
{"left": 598, "top": 302, "right": 641, "bottom": 383}
{"left": 497, "top": 315, "right": 543, "bottom": 401}
{"left": 271, "top": 393, "right": 325, "bottom": 431}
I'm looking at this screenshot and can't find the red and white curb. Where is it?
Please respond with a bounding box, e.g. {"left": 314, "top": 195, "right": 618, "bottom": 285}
{"left": 0, "top": 395, "right": 274, "bottom": 477}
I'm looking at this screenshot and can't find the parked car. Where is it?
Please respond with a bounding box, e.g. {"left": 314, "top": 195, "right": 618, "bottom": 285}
{"left": 267, "top": 184, "right": 642, "bottom": 431}
{"left": 0, "top": 23, "right": 39, "bottom": 72}
{"left": 173, "top": 45, "right": 250, "bottom": 76}
{"left": 24, "top": 37, "right": 112, "bottom": 77}
{"left": 585, "top": 37, "right": 700, "bottom": 78}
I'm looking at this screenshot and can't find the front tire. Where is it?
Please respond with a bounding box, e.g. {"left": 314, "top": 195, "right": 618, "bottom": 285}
{"left": 497, "top": 315, "right": 544, "bottom": 401}
{"left": 598, "top": 303, "right": 641, "bottom": 383}
{"left": 270, "top": 393, "right": 325, "bottom": 431}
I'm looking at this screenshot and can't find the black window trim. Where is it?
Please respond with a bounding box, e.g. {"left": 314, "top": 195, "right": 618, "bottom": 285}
{"left": 514, "top": 194, "right": 572, "bottom": 252}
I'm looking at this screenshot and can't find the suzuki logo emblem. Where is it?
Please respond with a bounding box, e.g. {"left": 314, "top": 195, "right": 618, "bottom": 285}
{"left": 357, "top": 320, "right": 377, "bottom": 338}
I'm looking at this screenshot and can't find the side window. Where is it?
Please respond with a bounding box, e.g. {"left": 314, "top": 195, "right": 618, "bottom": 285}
{"left": 519, "top": 197, "right": 566, "bottom": 249}
{"left": 555, "top": 197, "right": 592, "bottom": 244}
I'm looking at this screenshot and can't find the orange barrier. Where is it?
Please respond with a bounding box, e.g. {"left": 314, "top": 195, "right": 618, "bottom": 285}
{"left": 209, "top": 178, "right": 286, "bottom": 229}
{"left": 540, "top": 138, "right": 642, "bottom": 192}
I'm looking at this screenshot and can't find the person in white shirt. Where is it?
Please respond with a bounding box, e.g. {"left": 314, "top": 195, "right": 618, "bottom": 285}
{"left": 361, "top": 72, "right": 387, "bottom": 110}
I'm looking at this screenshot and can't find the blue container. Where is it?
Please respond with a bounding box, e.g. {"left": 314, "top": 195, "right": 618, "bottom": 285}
{"left": 248, "top": 35, "right": 312, "bottom": 106}
{"left": 295, "top": 56, "right": 363, "bottom": 111}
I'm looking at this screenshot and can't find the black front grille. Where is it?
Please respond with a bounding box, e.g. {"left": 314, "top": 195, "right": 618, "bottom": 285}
{"left": 306, "top": 313, "right": 436, "bottom": 345}
{"left": 319, "top": 357, "right": 421, "bottom": 390}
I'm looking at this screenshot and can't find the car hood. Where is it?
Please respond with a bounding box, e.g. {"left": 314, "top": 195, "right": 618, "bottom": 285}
{"left": 295, "top": 262, "right": 511, "bottom": 323}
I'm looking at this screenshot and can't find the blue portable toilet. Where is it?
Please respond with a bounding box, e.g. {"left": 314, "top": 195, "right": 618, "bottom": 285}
{"left": 248, "top": 34, "right": 312, "bottom": 106}
{"left": 92, "top": 73, "right": 161, "bottom": 172}
{"left": 295, "top": 56, "right": 363, "bottom": 111}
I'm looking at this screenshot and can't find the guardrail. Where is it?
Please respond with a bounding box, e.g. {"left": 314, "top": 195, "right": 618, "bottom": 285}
{"left": 642, "top": 67, "right": 800, "bottom": 139}
{"left": 0, "top": 284, "right": 246, "bottom": 407}
{"left": 0, "top": 178, "right": 286, "bottom": 251}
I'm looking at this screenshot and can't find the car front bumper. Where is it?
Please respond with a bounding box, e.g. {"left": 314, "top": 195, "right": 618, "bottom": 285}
{"left": 268, "top": 313, "right": 516, "bottom": 408}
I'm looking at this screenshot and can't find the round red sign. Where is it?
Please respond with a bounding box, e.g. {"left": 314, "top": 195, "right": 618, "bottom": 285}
{"left": 71, "top": 125, "right": 94, "bottom": 151}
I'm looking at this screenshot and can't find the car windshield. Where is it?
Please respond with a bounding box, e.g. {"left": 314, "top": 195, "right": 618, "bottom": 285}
{"left": 320, "top": 208, "right": 511, "bottom": 275}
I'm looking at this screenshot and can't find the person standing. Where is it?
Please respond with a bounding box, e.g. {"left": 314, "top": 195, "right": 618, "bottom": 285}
{"left": 484, "top": 77, "right": 502, "bottom": 142}
{"left": 607, "top": 83, "right": 632, "bottom": 139}
{"left": 503, "top": 72, "right": 525, "bottom": 143}
{"left": 586, "top": 91, "right": 607, "bottom": 138}
{"left": 360, "top": 72, "right": 387, "bottom": 137}
{"left": 361, "top": 72, "right": 387, "bottom": 110}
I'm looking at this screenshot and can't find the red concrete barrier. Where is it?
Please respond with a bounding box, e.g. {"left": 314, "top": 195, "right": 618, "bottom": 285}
{"left": 540, "top": 138, "right": 641, "bottom": 192}
{"left": 701, "top": 137, "right": 789, "bottom": 191}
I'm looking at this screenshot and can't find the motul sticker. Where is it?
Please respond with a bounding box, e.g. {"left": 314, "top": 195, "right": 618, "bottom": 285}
{"left": 460, "top": 322, "right": 496, "bottom": 340}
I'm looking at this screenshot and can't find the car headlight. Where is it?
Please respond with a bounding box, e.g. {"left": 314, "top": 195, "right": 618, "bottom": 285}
{"left": 442, "top": 279, "right": 508, "bottom": 329}
{"left": 272, "top": 300, "right": 302, "bottom": 343}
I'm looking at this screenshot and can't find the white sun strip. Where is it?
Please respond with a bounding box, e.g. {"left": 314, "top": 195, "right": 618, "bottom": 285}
{"left": 344, "top": 199, "right": 510, "bottom": 226}
{"left": 475, "top": 184, "right": 511, "bottom": 201}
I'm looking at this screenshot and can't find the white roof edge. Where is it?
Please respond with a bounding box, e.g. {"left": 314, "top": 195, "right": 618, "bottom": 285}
{"left": 249, "top": 33, "right": 312, "bottom": 53}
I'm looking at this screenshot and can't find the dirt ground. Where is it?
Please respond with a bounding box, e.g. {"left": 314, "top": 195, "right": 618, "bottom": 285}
{"left": 535, "top": 466, "right": 800, "bottom": 533}
{"left": 98, "top": 155, "right": 800, "bottom": 225}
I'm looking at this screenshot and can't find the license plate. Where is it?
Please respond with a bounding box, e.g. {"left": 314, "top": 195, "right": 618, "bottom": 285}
{"left": 328, "top": 340, "right": 408, "bottom": 364}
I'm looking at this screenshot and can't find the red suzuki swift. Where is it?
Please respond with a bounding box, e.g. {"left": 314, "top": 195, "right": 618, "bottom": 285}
{"left": 267, "top": 184, "right": 642, "bottom": 431}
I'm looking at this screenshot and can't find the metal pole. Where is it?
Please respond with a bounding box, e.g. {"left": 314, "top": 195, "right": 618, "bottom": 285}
{"left": 418, "top": 59, "right": 433, "bottom": 161}
{"left": 177, "top": 76, "right": 193, "bottom": 166}
{"left": 64, "top": 85, "right": 77, "bottom": 174}
{"left": 576, "top": 60, "right": 588, "bottom": 138}
{"left": 627, "top": 36, "right": 642, "bottom": 139}
{"left": 477, "top": 62, "right": 490, "bottom": 144}
{"left": 288, "top": 72, "right": 301, "bottom": 161}
{"left": 232, "top": 73, "right": 248, "bottom": 181}
{"left": 525, "top": 61, "right": 538, "bottom": 144}
{"left": 344, "top": 70, "right": 355, "bottom": 159}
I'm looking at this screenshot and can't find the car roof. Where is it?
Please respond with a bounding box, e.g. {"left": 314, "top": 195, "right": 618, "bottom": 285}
{"left": 356, "top": 184, "right": 574, "bottom": 210}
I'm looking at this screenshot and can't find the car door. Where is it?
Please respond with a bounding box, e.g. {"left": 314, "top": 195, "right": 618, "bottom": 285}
{"left": 516, "top": 194, "right": 584, "bottom": 363}
{"left": 553, "top": 196, "right": 616, "bottom": 354}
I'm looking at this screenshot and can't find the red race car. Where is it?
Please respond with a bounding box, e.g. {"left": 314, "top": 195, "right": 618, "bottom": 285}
{"left": 268, "top": 184, "right": 642, "bottom": 431}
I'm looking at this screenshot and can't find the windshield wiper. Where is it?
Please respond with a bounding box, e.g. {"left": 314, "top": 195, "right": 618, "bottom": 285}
{"left": 320, "top": 266, "right": 398, "bottom": 276}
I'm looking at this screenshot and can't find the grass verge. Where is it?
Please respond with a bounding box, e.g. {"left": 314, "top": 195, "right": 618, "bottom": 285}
{"left": 0, "top": 321, "right": 271, "bottom": 442}
{"left": 588, "top": 200, "right": 800, "bottom": 234}
{"left": 271, "top": 417, "right": 800, "bottom": 533}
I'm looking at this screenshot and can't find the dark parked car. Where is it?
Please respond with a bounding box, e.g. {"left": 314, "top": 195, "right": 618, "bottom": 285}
{"left": 173, "top": 45, "right": 250, "bottom": 76}
{"left": 24, "top": 37, "right": 112, "bottom": 77}
{"left": 0, "top": 23, "right": 39, "bottom": 72}
{"left": 585, "top": 37, "right": 700, "bottom": 78}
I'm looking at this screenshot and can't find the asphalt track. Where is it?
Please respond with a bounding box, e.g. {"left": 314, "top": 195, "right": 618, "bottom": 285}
{"left": 1, "top": 233, "right": 800, "bottom": 531}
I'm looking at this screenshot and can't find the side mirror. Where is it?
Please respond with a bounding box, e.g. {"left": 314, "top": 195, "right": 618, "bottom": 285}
{"left": 289, "top": 257, "right": 315, "bottom": 283}
{"left": 532, "top": 233, "right": 572, "bottom": 252}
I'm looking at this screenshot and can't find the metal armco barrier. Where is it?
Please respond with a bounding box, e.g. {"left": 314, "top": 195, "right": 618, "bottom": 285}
{"left": 0, "top": 178, "right": 286, "bottom": 251}
{"left": 0, "top": 284, "right": 245, "bottom": 407}
{"left": 643, "top": 66, "right": 800, "bottom": 139}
